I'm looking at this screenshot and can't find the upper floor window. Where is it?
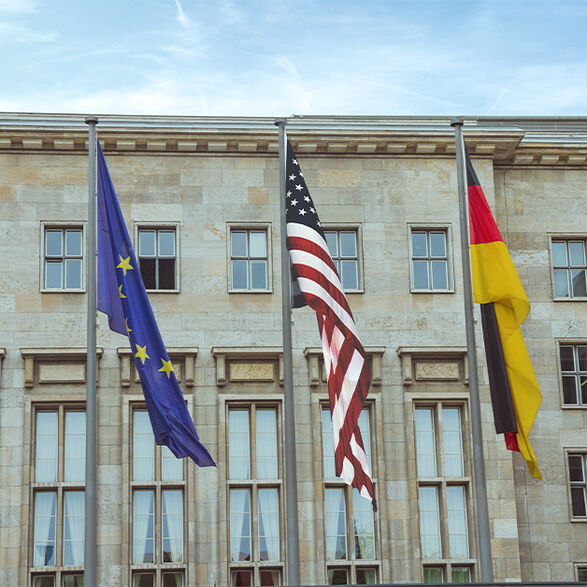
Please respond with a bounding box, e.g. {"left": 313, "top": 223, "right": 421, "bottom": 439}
{"left": 568, "top": 453, "right": 587, "bottom": 519}
{"left": 230, "top": 229, "right": 269, "bottom": 291}
{"left": 560, "top": 344, "right": 587, "bottom": 406}
{"left": 410, "top": 228, "right": 451, "bottom": 292}
{"left": 137, "top": 227, "right": 179, "bottom": 291}
{"left": 552, "top": 239, "right": 587, "bottom": 299}
{"left": 42, "top": 226, "right": 83, "bottom": 291}
{"left": 324, "top": 229, "right": 361, "bottom": 292}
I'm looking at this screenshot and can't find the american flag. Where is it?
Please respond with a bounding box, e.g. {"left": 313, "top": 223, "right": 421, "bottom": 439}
{"left": 285, "top": 141, "right": 375, "bottom": 506}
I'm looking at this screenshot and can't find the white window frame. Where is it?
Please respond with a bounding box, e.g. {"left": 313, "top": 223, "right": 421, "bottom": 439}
{"left": 566, "top": 451, "right": 587, "bottom": 521}
{"left": 322, "top": 224, "right": 364, "bottom": 294}
{"left": 549, "top": 234, "right": 587, "bottom": 301}
{"left": 40, "top": 223, "right": 86, "bottom": 293}
{"left": 408, "top": 224, "right": 454, "bottom": 294}
{"left": 557, "top": 339, "right": 587, "bottom": 409}
{"left": 227, "top": 223, "right": 273, "bottom": 293}
{"left": 134, "top": 222, "right": 181, "bottom": 293}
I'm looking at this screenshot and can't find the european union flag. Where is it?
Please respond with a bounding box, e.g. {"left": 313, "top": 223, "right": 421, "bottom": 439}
{"left": 96, "top": 142, "right": 215, "bottom": 467}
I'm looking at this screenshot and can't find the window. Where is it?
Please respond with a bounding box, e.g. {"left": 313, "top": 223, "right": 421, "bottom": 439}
{"left": 568, "top": 453, "right": 587, "bottom": 518}
{"left": 560, "top": 344, "right": 587, "bottom": 406}
{"left": 42, "top": 226, "right": 83, "bottom": 291}
{"left": 577, "top": 565, "right": 587, "bottom": 582}
{"left": 132, "top": 409, "right": 185, "bottom": 586}
{"left": 227, "top": 404, "right": 283, "bottom": 586}
{"left": 552, "top": 239, "right": 587, "bottom": 299}
{"left": 322, "top": 408, "right": 378, "bottom": 585}
{"left": 414, "top": 405, "right": 473, "bottom": 582}
{"left": 324, "top": 229, "right": 361, "bottom": 291}
{"left": 31, "top": 407, "right": 85, "bottom": 586}
{"left": 137, "top": 227, "right": 178, "bottom": 291}
{"left": 230, "top": 229, "right": 269, "bottom": 291}
{"left": 410, "top": 228, "right": 451, "bottom": 292}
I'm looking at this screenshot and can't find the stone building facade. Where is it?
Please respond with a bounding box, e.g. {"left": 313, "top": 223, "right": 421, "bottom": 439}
{"left": 0, "top": 113, "right": 586, "bottom": 586}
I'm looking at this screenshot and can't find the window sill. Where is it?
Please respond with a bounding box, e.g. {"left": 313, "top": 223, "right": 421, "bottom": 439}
{"left": 553, "top": 296, "right": 587, "bottom": 302}
{"left": 229, "top": 289, "right": 273, "bottom": 294}
{"left": 562, "top": 404, "right": 587, "bottom": 410}
{"left": 41, "top": 288, "right": 86, "bottom": 294}
{"left": 571, "top": 517, "right": 587, "bottom": 523}
{"left": 145, "top": 289, "right": 180, "bottom": 294}
{"left": 411, "top": 289, "right": 455, "bottom": 294}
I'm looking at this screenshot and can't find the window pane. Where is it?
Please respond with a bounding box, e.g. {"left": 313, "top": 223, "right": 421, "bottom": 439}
{"left": 231, "top": 231, "right": 247, "bottom": 257}
{"left": 579, "top": 346, "right": 587, "bottom": 371}
{"left": 46, "top": 230, "right": 63, "bottom": 256}
{"left": 62, "top": 576, "right": 84, "bottom": 587}
{"left": 327, "top": 568, "right": 348, "bottom": 585}
{"left": 158, "top": 231, "right": 175, "bottom": 256}
{"left": 36, "top": 412, "right": 58, "bottom": 482}
{"left": 250, "top": 260, "right": 267, "bottom": 289}
{"left": 162, "top": 572, "right": 183, "bottom": 587}
{"left": 65, "top": 259, "right": 82, "bottom": 289}
{"left": 572, "top": 269, "right": 587, "bottom": 297}
{"left": 259, "top": 570, "right": 281, "bottom": 586}
{"left": 562, "top": 376, "right": 578, "bottom": 404}
{"left": 578, "top": 567, "right": 587, "bottom": 582}
{"left": 423, "top": 567, "right": 444, "bottom": 584}
{"left": 232, "top": 260, "right": 248, "bottom": 289}
{"left": 560, "top": 346, "right": 576, "bottom": 371}
{"left": 249, "top": 231, "right": 267, "bottom": 257}
{"left": 554, "top": 268, "right": 570, "bottom": 297}
{"left": 231, "top": 570, "right": 252, "bottom": 587}
{"left": 431, "top": 260, "right": 448, "bottom": 289}
{"left": 45, "top": 261, "right": 62, "bottom": 289}
{"left": 353, "top": 488, "right": 375, "bottom": 559}
{"left": 63, "top": 491, "right": 85, "bottom": 565}
{"left": 325, "top": 488, "right": 347, "bottom": 560}
{"left": 230, "top": 489, "right": 251, "bottom": 561}
{"left": 133, "top": 411, "right": 154, "bottom": 481}
{"left": 65, "top": 411, "right": 85, "bottom": 482}
{"left": 158, "top": 258, "right": 175, "bottom": 289}
{"left": 340, "top": 232, "right": 357, "bottom": 257}
{"left": 325, "top": 232, "right": 338, "bottom": 257}
{"left": 133, "top": 490, "right": 154, "bottom": 563}
{"left": 571, "top": 487, "right": 587, "bottom": 517}
{"left": 443, "top": 408, "right": 463, "bottom": 477}
{"left": 341, "top": 260, "right": 358, "bottom": 290}
{"left": 415, "top": 408, "right": 436, "bottom": 477}
{"left": 452, "top": 567, "right": 472, "bottom": 583}
{"left": 569, "top": 241, "right": 586, "bottom": 266}
{"left": 419, "top": 486, "right": 441, "bottom": 559}
{"left": 139, "top": 258, "right": 157, "bottom": 289}
{"left": 162, "top": 445, "right": 183, "bottom": 481}
{"left": 33, "top": 492, "right": 56, "bottom": 566}
{"left": 32, "top": 577, "right": 55, "bottom": 587}
{"left": 358, "top": 409, "right": 372, "bottom": 472}
{"left": 229, "top": 410, "right": 250, "bottom": 479}
{"left": 322, "top": 409, "right": 336, "bottom": 479}
{"left": 133, "top": 573, "right": 155, "bottom": 587}
{"left": 582, "top": 377, "right": 587, "bottom": 405}
{"left": 429, "top": 232, "right": 446, "bottom": 257}
{"left": 447, "top": 486, "right": 469, "bottom": 558}
{"left": 355, "top": 568, "right": 377, "bottom": 584}
{"left": 412, "top": 231, "right": 428, "bottom": 257}
{"left": 569, "top": 456, "right": 585, "bottom": 482}
{"left": 162, "top": 490, "right": 184, "bottom": 562}
{"left": 139, "top": 231, "right": 156, "bottom": 256}
{"left": 65, "top": 230, "right": 82, "bottom": 256}
{"left": 413, "top": 260, "right": 429, "bottom": 289}
{"left": 552, "top": 241, "right": 568, "bottom": 266}
{"left": 256, "top": 409, "right": 277, "bottom": 479}
{"left": 258, "top": 488, "right": 280, "bottom": 561}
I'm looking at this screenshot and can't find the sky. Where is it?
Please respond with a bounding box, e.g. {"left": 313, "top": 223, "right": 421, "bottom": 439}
{"left": 0, "top": 0, "right": 586, "bottom": 117}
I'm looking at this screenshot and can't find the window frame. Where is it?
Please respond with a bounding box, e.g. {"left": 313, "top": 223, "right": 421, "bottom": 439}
{"left": 408, "top": 224, "right": 454, "bottom": 294}
{"left": 557, "top": 340, "right": 587, "bottom": 408}
{"left": 134, "top": 222, "right": 181, "bottom": 293}
{"left": 227, "top": 223, "right": 273, "bottom": 294}
{"left": 566, "top": 451, "right": 587, "bottom": 521}
{"left": 550, "top": 235, "right": 587, "bottom": 301}
{"left": 40, "top": 223, "right": 86, "bottom": 293}
{"left": 322, "top": 224, "right": 364, "bottom": 294}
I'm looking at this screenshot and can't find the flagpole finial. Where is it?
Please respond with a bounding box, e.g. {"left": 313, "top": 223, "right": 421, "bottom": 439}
{"left": 450, "top": 118, "right": 464, "bottom": 128}
{"left": 274, "top": 118, "right": 287, "bottom": 128}
{"left": 85, "top": 116, "right": 99, "bottom": 125}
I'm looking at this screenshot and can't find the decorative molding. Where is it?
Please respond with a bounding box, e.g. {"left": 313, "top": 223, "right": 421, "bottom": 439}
{"left": 211, "top": 347, "right": 283, "bottom": 387}
{"left": 396, "top": 346, "right": 468, "bottom": 385}
{"left": 20, "top": 347, "right": 103, "bottom": 388}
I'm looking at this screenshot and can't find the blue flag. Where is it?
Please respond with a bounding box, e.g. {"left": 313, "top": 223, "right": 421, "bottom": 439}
{"left": 96, "top": 142, "right": 215, "bottom": 467}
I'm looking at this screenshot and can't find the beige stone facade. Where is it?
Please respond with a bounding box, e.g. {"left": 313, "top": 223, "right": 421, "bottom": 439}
{"left": 0, "top": 114, "right": 586, "bottom": 585}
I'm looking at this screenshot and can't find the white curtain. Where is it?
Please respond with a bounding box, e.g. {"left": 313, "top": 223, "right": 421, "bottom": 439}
{"left": 34, "top": 492, "right": 56, "bottom": 566}
{"left": 352, "top": 488, "right": 375, "bottom": 559}
{"left": 133, "top": 412, "right": 154, "bottom": 481}
{"left": 229, "top": 411, "right": 250, "bottom": 480}
{"left": 162, "top": 445, "right": 183, "bottom": 481}
{"left": 258, "top": 488, "right": 279, "bottom": 560}
{"left": 64, "top": 491, "right": 85, "bottom": 565}
{"left": 65, "top": 412, "right": 86, "bottom": 482}
{"left": 163, "top": 490, "right": 184, "bottom": 562}
{"left": 134, "top": 491, "right": 154, "bottom": 563}
{"left": 325, "top": 488, "right": 346, "bottom": 560}
{"left": 256, "top": 409, "right": 277, "bottom": 479}
{"left": 36, "top": 412, "right": 58, "bottom": 482}
{"left": 229, "top": 489, "right": 250, "bottom": 561}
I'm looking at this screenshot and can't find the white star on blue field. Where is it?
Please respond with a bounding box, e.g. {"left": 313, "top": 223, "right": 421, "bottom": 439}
{"left": 0, "top": 0, "right": 585, "bottom": 116}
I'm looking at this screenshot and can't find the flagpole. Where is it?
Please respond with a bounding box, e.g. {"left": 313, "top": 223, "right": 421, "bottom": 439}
{"left": 451, "top": 119, "right": 494, "bottom": 583}
{"left": 275, "top": 118, "right": 301, "bottom": 586}
{"left": 84, "top": 116, "right": 98, "bottom": 587}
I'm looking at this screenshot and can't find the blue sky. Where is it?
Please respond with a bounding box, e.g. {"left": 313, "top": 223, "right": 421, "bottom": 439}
{"left": 1, "top": 0, "right": 586, "bottom": 116}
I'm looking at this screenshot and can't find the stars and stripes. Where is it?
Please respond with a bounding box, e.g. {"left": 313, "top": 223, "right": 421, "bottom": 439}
{"left": 285, "top": 141, "right": 375, "bottom": 506}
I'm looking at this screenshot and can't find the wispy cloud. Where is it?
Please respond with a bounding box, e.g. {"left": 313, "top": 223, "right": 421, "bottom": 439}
{"left": 0, "top": 0, "right": 38, "bottom": 13}
{"left": 175, "top": 0, "right": 194, "bottom": 31}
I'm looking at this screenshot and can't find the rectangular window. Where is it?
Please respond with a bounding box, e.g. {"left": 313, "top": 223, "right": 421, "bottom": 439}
{"left": 131, "top": 409, "right": 185, "bottom": 583}
{"left": 322, "top": 407, "right": 379, "bottom": 584}
{"left": 138, "top": 227, "right": 178, "bottom": 291}
{"left": 560, "top": 344, "right": 587, "bottom": 406}
{"left": 324, "top": 229, "right": 361, "bottom": 291}
{"left": 43, "top": 227, "right": 83, "bottom": 291}
{"left": 31, "top": 407, "right": 85, "bottom": 585}
{"left": 415, "top": 404, "right": 473, "bottom": 582}
{"left": 230, "top": 229, "right": 269, "bottom": 291}
{"left": 569, "top": 453, "right": 587, "bottom": 518}
{"left": 577, "top": 566, "right": 587, "bottom": 581}
{"left": 552, "top": 239, "right": 587, "bottom": 298}
{"left": 410, "top": 228, "right": 450, "bottom": 292}
{"left": 227, "top": 404, "right": 283, "bottom": 584}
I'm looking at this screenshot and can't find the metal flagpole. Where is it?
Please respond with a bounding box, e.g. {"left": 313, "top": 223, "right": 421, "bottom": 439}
{"left": 84, "top": 116, "right": 98, "bottom": 587}
{"left": 275, "top": 118, "right": 301, "bottom": 586}
{"left": 451, "top": 119, "right": 494, "bottom": 583}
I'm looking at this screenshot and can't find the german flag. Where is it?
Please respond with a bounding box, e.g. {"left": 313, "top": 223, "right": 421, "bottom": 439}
{"left": 466, "top": 151, "right": 542, "bottom": 480}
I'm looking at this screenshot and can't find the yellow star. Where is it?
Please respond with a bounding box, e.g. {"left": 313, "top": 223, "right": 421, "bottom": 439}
{"left": 158, "top": 358, "right": 174, "bottom": 378}
{"left": 125, "top": 318, "right": 132, "bottom": 335}
{"left": 119, "top": 284, "right": 126, "bottom": 299}
{"left": 135, "top": 344, "right": 149, "bottom": 365}
{"left": 116, "top": 255, "right": 134, "bottom": 276}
